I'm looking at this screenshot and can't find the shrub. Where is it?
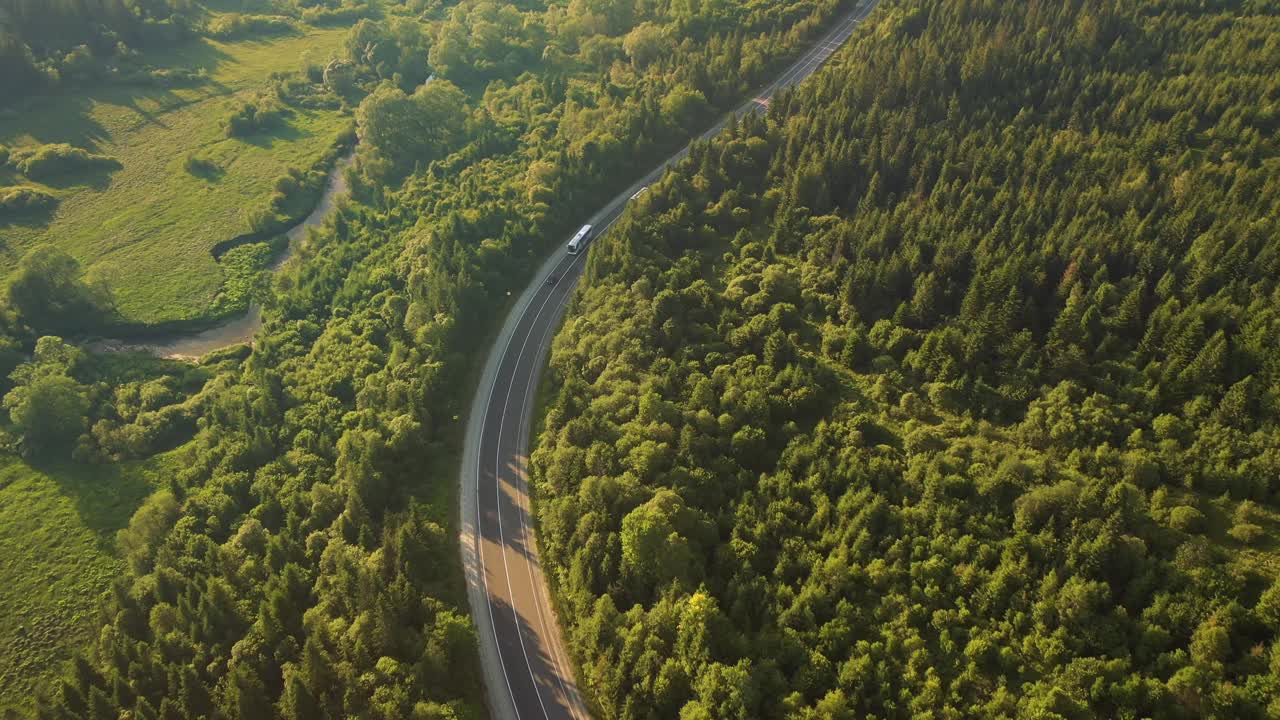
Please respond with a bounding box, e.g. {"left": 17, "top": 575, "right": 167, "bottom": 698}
{"left": 212, "top": 242, "right": 272, "bottom": 315}
{"left": 119, "top": 67, "right": 208, "bottom": 88}
{"left": 183, "top": 153, "right": 220, "bottom": 177}
{"left": 225, "top": 100, "right": 286, "bottom": 138}
{"left": 1169, "top": 505, "right": 1206, "bottom": 533}
{"left": 92, "top": 403, "right": 197, "bottom": 461}
{"left": 301, "top": 3, "right": 373, "bottom": 26}
{"left": 268, "top": 165, "right": 325, "bottom": 216}
{"left": 1257, "top": 580, "right": 1280, "bottom": 630}
{"left": 199, "top": 343, "right": 252, "bottom": 367}
{"left": 7, "top": 143, "right": 121, "bottom": 180}
{"left": 272, "top": 73, "right": 341, "bottom": 109}
{"left": 7, "top": 246, "right": 114, "bottom": 333}
{"left": 241, "top": 205, "right": 278, "bottom": 234}
{"left": 1228, "top": 522, "right": 1264, "bottom": 545}
{"left": 117, "top": 490, "right": 181, "bottom": 574}
{"left": 206, "top": 13, "right": 296, "bottom": 40}
{"left": 58, "top": 44, "right": 100, "bottom": 83}
{"left": 1234, "top": 500, "right": 1260, "bottom": 525}
{"left": 4, "top": 373, "right": 91, "bottom": 456}
{"left": 0, "top": 185, "right": 58, "bottom": 215}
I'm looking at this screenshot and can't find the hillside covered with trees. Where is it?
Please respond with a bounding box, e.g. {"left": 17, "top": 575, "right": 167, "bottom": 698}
{"left": 530, "top": 0, "right": 1280, "bottom": 717}
{"left": 9, "top": 0, "right": 857, "bottom": 717}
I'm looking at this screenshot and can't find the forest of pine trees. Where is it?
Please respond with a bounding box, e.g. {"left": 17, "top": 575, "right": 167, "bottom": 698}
{"left": 530, "top": 0, "right": 1280, "bottom": 717}
{"left": 14, "top": 0, "right": 856, "bottom": 717}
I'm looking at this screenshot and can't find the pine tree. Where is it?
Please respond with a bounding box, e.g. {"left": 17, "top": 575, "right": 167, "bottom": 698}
{"left": 279, "top": 669, "right": 322, "bottom": 720}
{"left": 225, "top": 663, "right": 273, "bottom": 720}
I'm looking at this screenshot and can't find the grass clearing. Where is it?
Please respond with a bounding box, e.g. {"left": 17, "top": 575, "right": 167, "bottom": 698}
{"left": 0, "top": 26, "right": 351, "bottom": 326}
{"left": 0, "top": 449, "right": 185, "bottom": 715}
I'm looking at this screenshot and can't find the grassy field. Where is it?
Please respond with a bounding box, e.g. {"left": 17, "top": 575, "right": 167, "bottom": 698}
{"left": 0, "top": 450, "right": 185, "bottom": 716}
{"left": 0, "top": 27, "right": 351, "bottom": 326}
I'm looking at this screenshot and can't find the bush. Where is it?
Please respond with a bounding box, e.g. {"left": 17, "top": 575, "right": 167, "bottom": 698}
{"left": 7, "top": 143, "right": 121, "bottom": 180}
{"left": 4, "top": 373, "right": 91, "bottom": 456}
{"left": 212, "top": 242, "right": 272, "bottom": 316}
{"left": 1228, "top": 522, "right": 1264, "bottom": 545}
{"left": 7, "top": 246, "right": 114, "bottom": 333}
{"left": 225, "top": 100, "right": 286, "bottom": 138}
{"left": 0, "top": 185, "right": 58, "bottom": 215}
{"left": 117, "top": 490, "right": 181, "bottom": 574}
{"left": 1169, "top": 505, "right": 1206, "bottom": 533}
{"left": 206, "top": 13, "right": 296, "bottom": 40}
{"left": 301, "top": 3, "right": 373, "bottom": 26}
{"left": 92, "top": 402, "right": 197, "bottom": 460}
{"left": 183, "top": 153, "right": 220, "bottom": 177}
{"left": 199, "top": 343, "right": 252, "bottom": 367}
{"left": 1234, "top": 500, "right": 1260, "bottom": 525}
{"left": 268, "top": 165, "right": 325, "bottom": 216}
{"left": 272, "top": 73, "right": 341, "bottom": 110}
{"left": 58, "top": 44, "right": 100, "bottom": 83}
{"left": 1257, "top": 580, "right": 1280, "bottom": 630}
{"left": 241, "top": 205, "right": 278, "bottom": 234}
{"left": 119, "top": 67, "right": 208, "bottom": 88}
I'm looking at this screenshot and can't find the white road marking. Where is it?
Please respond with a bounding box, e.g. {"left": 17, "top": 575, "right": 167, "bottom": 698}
{"left": 514, "top": 273, "right": 589, "bottom": 720}
{"left": 476, "top": 251, "right": 579, "bottom": 720}
{"left": 474, "top": 1, "right": 880, "bottom": 716}
{"left": 490, "top": 251, "right": 584, "bottom": 720}
{"left": 494, "top": 254, "right": 587, "bottom": 716}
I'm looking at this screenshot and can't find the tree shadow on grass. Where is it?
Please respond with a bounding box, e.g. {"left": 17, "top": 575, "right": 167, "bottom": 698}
{"left": 112, "top": 37, "right": 236, "bottom": 92}
{"left": 0, "top": 95, "right": 113, "bottom": 151}
{"left": 239, "top": 118, "right": 307, "bottom": 148}
{"left": 97, "top": 84, "right": 193, "bottom": 132}
{"left": 37, "top": 164, "right": 121, "bottom": 192}
{"left": 186, "top": 159, "right": 226, "bottom": 182}
{"left": 118, "top": 93, "right": 176, "bottom": 131}
{"left": 1, "top": 38, "right": 238, "bottom": 149}
{"left": 0, "top": 206, "right": 57, "bottom": 231}
{"left": 28, "top": 458, "right": 154, "bottom": 548}
{"left": 102, "top": 72, "right": 237, "bottom": 132}
{"left": 156, "top": 38, "right": 236, "bottom": 76}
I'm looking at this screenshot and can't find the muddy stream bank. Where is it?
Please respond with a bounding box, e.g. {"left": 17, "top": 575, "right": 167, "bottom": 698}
{"left": 91, "top": 151, "right": 354, "bottom": 360}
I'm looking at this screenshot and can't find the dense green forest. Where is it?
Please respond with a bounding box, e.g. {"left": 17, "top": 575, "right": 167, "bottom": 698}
{"left": 3, "top": 0, "right": 854, "bottom": 717}
{"left": 530, "top": 0, "right": 1280, "bottom": 717}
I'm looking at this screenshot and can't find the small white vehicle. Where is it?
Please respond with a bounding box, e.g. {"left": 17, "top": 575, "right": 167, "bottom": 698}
{"left": 567, "top": 224, "right": 593, "bottom": 255}
{"left": 630, "top": 186, "right": 649, "bottom": 201}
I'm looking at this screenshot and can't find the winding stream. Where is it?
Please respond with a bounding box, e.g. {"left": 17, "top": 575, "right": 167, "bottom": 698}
{"left": 94, "top": 76, "right": 442, "bottom": 360}
{"left": 92, "top": 149, "right": 355, "bottom": 360}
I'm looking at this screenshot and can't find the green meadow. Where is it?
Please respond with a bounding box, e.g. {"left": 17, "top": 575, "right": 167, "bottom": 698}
{"left": 0, "top": 26, "right": 351, "bottom": 326}
{"left": 0, "top": 451, "right": 183, "bottom": 716}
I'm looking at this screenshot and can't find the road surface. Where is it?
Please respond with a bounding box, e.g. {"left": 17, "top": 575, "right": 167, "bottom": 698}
{"left": 458, "top": 2, "right": 880, "bottom": 718}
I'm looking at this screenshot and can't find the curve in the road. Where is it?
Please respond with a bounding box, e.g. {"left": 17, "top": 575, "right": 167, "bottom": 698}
{"left": 458, "top": 2, "right": 881, "bottom": 718}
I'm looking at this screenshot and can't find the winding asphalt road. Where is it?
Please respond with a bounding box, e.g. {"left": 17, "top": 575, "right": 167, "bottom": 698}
{"left": 458, "top": 2, "right": 880, "bottom": 718}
